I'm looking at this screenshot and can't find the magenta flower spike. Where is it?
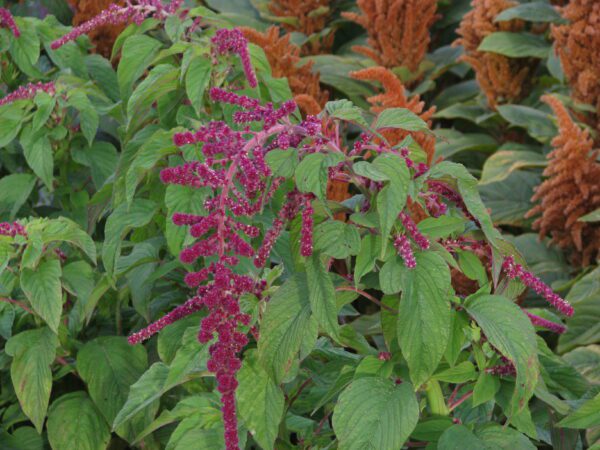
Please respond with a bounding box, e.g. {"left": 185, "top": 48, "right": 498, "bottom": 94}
{"left": 0, "top": 8, "right": 20, "bottom": 37}
{"left": 0, "top": 82, "right": 55, "bottom": 107}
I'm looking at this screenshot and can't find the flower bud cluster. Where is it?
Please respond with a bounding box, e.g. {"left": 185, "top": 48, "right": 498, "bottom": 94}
{"left": 211, "top": 29, "right": 257, "bottom": 88}
{"left": 524, "top": 310, "right": 566, "bottom": 334}
{"left": 393, "top": 234, "right": 416, "bottom": 269}
{"left": 0, "top": 221, "right": 27, "bottom": 237}
{"left": 502, "top": 256, "right": 574, "bottom": 316}
{"left": 399, "top": 211, "right": 429, "bottom": 250}
{"left": 0, "top": 82, "right": 55, "bottom": 107}
{"left": 0, "top": 8, "right": 20, "bottom": 37}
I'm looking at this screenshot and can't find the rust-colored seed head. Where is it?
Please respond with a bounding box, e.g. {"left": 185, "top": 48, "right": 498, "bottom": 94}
{"left": 552, "top": 0, "right": 600, "bottom": 120}
{"left": 526, "top": 95, "right": 600, "bottom": 266}
{"left": 454, "top": 0, "right": 534, "bottom": 109}
{"left": 351, "top": 66, "right": 436, "bottom": 164}
{"left": 342, "top": 0, "right": 438, "bottom": 73}
{"left": 68, "top": 0, "right": 125, "bottom": 58}
{"left": 268, "top": 0, "right": 334, "bottom": 54}
{"left": 240, "top": 26, "right": 328, "bottom": 116}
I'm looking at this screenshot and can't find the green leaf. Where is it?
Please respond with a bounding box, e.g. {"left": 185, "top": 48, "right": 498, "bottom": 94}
{"left": 0, "top": 104, "right": 26, "bottom": 147}
{"left": 435, "top": 132, "right": 497, "bottom": 159}
{"left": 398, "top": 252, "right": 452, "bottom": 387}
{"left": 126, "top": 64, "right": 180, "bottom": 132}
{"left": 354, "top": 234, "right": 382, "bottom": 285}
{"left": 47, "top": 392, "right": 111, "bottom": 450}
{"left": 165, "top": 184, "right": 209, "bottom": 256}
{"left": 458, "top": 251, "right": 488, "bottom": 285}
{"left": 558, "top": 268, "right": 600, "bottom": 353}
{"left": 102, "top": 199, "right": 158, "bottom": 277}
{"left": 166, "top": 326, "right": 210, "bottom": 386}
{"left": 5, "top": 328, "right": 58, "bottom": 433}
{"left": 296, "top": 152, "right": 344, "bottom": 199}
{"left": 314, "top": 221, "right": 360, "bottom": 259}
{"left": 464, "top": 294, "right": 539, "bottom": 416}
{"left": 67, "top": 91, "right": 99, "bottom": 146}
{"left": 258, "top": 274, "right": 317, "bottom": 383}
{"left": 474, "top": 423, "right": 536, "bottom": 449}
{"left": 125, "top": 129, "right": 178, "bottom": 205}
{"left": 20, "top": 259, "right": 62, "bottom": 333}
{"left": 558, "top": 393, "right": 600, "bottom": 428}
{"left": 374, "top": 107, "right": 429, "bottom": 132}
{"left": 77, "top": 337, "right": 148, "bottom": 441}
{"left": 118, "top": 34, "right": 163, "bottom": 99}
{"left": 432, "top": 361, "right": 477, "bottom": 383}
{"left": 32, "top": 91, "right": 56, "bottom": 132}
{"left": 185, "top": 56, "right": 212, "bottom": 114}
{"left": 352, "top": 161, "right": 389, "bottom": 182}
{"left": 333, "top": 377, "right": 419, "bottom": 450}
{"left": 0, "top": 174, "right": 36, "bottom": 219}
{"left": 20, "top": 126, "right": 54, "bottom": 191}
{"left": 265, "top": 148, "right": 298, "bottom": 178}
{"left": 112, "top": 363, "right": 168, "bottom": 430}
{"left": 237, "top": 351, "right": 284, "bottom": 450}
{"left": 372, "top": 153, "right": 409, "bottom": 251}
{"left": 306, "top": 254, "right": 339, "bottom": 339}
{"left": 495, "top": 3, "right": 562, "bottom": 23}
{"left": 479, "top": 150, "right": 546, "bottom": 185}
{"left": 28, "top": 217, "right": 97, "bottom": 263}
{"left": 417, "top": 216, "right": 466, "bottom": 239}
{"left": 0, "top": 302, "right": 15, "bottom": 339}
{"left": 438, "top": 425, "right": 487, "bottom": 449}
{"left": 72, "top": 141, "right": 119, "bottom": 189}
{"left": 429, "top": 161, "right": 502, "bottom": 247}
{"left": 325, "top": 99, "right": 368, "bottom": 127}
{"left": 497, "top": 105, "right": 556, "bottom": 142}
{"left": 9, "top": 18, "right": 40, "bottom": 76}
{"left": 579, "top": 208, "right": 600, "bottom": 222}
{"left": 472, "top": 372, "right": 500, "bottom": 407}
{"left": 379, "top": 257, "right": 406, "bottom": 295}
{"left": 478, "top": 32, "right": 551, "bottom": 58}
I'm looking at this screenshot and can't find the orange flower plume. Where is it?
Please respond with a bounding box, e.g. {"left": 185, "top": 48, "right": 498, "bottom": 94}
{"left": 240, "top": 26, "right": 327, "bottom": 116}
{"left": 526, "top": 95, "right": 600, "bottom": 266}
{"left": 454, "top": 0, "right": 533, "bottom": 109}
{"left": 552, "top": 0, "right": 600, "bottom": 119}
{"left": 351, "top": 66, "right": 436, "bottom": 165}
{"left": 342, "top": 0, "right": 438, "bottom": 73}
{"left": 267, "top": 0, "right": 334, "bottom": 54}
{"left": 68, "top": 0, "right": 125, "bottom": 58}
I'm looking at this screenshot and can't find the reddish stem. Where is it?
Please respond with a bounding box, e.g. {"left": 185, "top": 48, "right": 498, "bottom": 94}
{"left": 335, "top": 286, "right": 398, "bottom": 313}
{"left": 0, "top": 297, "right": 34, "bottom": 315}
{"left": 449, "top": 390, "right": 473, "bottom": 411}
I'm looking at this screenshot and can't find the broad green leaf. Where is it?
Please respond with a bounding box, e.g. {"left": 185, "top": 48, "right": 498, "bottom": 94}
{"left": 0, "top": 104, "right": 27, "bottom": 147}
{"left": 125, "top": 129, "right": 178, "bottom": 205}
{"left": 464, "top": 294, "right": 539, "bottom": 416}
{"left": 374, "top": 107, "right": 429, "bottom": 132}
{"left": 118, "top": 34, "right": 163, "bottom": 99}
{"left": 296, "top": 152, "right": 344, "bottom": 199}
{"left": 63, "top": 261, "right": 95, "bottom": 334}
{"left": 563, "top": 345, "right": 600, "bottom": 384}
{"left": 435, "top": 132, "right": 497, "bottom": 159}
{"left": 85, "top": 54, "right": 120, "bottom": 102}
{"left": 77, "top": 337, "right": 148, "bottom": 440}
{"left": 258, "top": 274, "right": 317, "bottom": 383}
{"left": 0, "top": 426, "right": 44, "bottom": 450}
{"left": 0, "top": 302, "right": 15, "bottom": 339}
{"left": 398, "top": 252, "right": 452, "bottom": 387}
{"left": 333, "top": 377, "right": 419, "bottom": 450}
{"left": 579, "top": 208, "right": 600, "bottom": 223}
{"left": 306, "top": 254, "right": 339, "bottom": 339}
{"left": 478, "top": 32, "right": 551, "bottom": 59}
{"left": 237, "top": 351, "right": 284, "bottom": 450}
{"left": 0, "top": 174, "right": 36, "bottom": 219}
{"left": 102, "top": 199, "right": 158, "bottom": 277}
{"left": 558, "top": 268, "right": 600, "bottom": 353}
{"left": 185, "top": 56, "right": 212, "bottom": 114}
{"left": 265, "top": 148, "right": 298, "bottom": 178}
{"left": 354, "top": 234, "right": 382, "bottom": 285}
{"left": 325, "top": 99, "right": 368, "bottom": 127}
{"left": 20, "top": 259, "right": 62, "bottom": 333}
{"left": 379, "top": 256, "right": 406, "bottom": 295}
{"left": 438, "top": 425, "right": 488, "bottom": 449}
{"left": 47, "top": 392, "right": 110, "bottom": 450}
{"left": 497, "top": 105, "right": 556, "bottom": 142}
{"left": 313, "top": 221, "right": 360, "bottom": 259}
{"left": 72, "top": 141, "right": 119, "bottom": 189}
{"left": 126, "top": 64, "right": 180, "bottom": 132}
{"left": 473, "top": 372, "right": 500, "bottom": 407}
{"left": 429, "top": 161, "right": 502, "bottom": 247}
{"left": 558, "top": 393, "right": 600, "bottom": 429}
{"left": 458, "top": 251, "right": 488, "bottom": 285}
{"left": 474, "top": 423, "right": 536, "bottom": 449}
{"left": 27, "top": 217, "right": 97, "bottom": 263}
{"left": 9, "top": 18, "right": 40, "bottom": 76}
{"left": 112, "top": 363, "right": 169, "bottom": 430}
{"left": 67, "top": 91, "right": 99, "bottom": 146}
{"left": 5, "top": 328, "right": 58, "bottom": 432}
{"left": 166, "top": 326, "right": 210, "bottom": 386}
{"left": 20, "top": 126, "right": 54, "bottom": 191}
{"left": 372, "top": 153, "right": 409, "bottom": 251}
{"left": 165, "top": 417, "right": 231, "bottom": 450}
{"left": 495, "top": 3, "right": 562, "bottom": 23}
{"left": 480, "top": 150, "right": 546, "bottom": 185}
{"left": 432, "top": 361, "right": 477, "bottom": 383}
{"left": 32, "top": 91, "right": 56, "bottom": 132}
{"left": 352, "top": 161, "right": 389, "bottom": 182}
{"left": 417, "top": 216, "right": 466, "bottom": 239}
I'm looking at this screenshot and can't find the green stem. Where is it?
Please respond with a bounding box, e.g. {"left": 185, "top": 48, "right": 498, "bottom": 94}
{"left": 425, "top": 380, "right": 449, "bottom": 416}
